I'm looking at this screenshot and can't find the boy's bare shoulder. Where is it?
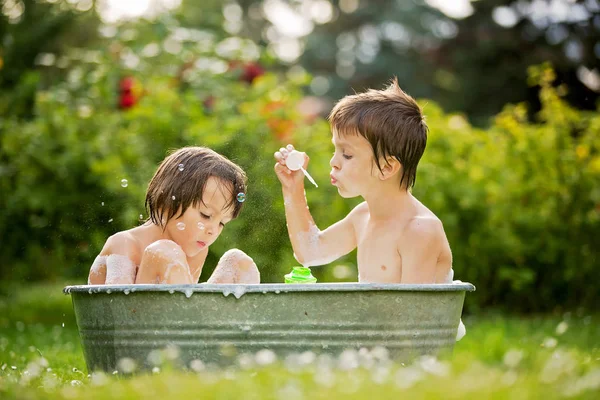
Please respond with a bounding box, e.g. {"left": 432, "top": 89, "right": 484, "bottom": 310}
{"left": 349, "top": 201, "right": 369, "bottom": 216}
{"left": 100, "top": 230, "right": 143, "bottom": 261}
{"left": 347, "top": 201, "right": 369, "bottom": 224}
{"left": 401, "top": 215, "right": 445, "bottom": 249}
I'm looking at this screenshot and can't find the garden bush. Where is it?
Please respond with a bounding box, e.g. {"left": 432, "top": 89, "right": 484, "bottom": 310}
{"left": 0, "top": 13, "right": 597, "bottom": 313}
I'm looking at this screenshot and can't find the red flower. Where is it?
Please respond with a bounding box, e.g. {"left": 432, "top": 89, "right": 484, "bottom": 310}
{"left": 118, "top": 76, "right": 141, "bottom": 110}
{"left": 119, "top": 92, "right": 136, "bottom": 109}
{"left": 229, "top": 61, "right": 265, "bottom": 84}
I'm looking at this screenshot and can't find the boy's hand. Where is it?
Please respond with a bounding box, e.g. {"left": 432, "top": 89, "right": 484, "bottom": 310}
{"left": 274, "top": 144, "right": 309, "bottom": 190}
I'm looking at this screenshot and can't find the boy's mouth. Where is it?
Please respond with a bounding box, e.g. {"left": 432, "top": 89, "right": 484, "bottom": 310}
{"left": 196, "top": 241, "right": 207, "bottom": 249}
{"left": 330, "top": 174, "right": 337, "bottom": 185}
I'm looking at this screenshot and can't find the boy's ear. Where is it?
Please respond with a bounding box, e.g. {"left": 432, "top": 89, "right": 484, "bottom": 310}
{"left": 379, "top": 156, "right": 401, "bottom": 181}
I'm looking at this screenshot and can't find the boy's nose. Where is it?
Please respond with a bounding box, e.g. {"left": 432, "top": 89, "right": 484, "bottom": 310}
{"left": 329, "top": 154, "right": 339, "bottom": 169}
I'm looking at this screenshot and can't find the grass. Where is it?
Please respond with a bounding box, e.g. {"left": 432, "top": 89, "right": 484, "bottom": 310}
{"left": 0, "top": 283, "right": 598, "bottom": 399}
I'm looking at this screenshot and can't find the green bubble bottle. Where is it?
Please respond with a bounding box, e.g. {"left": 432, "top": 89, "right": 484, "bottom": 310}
{"left": 284, "top": 266, "right": 317, "bottom": 284}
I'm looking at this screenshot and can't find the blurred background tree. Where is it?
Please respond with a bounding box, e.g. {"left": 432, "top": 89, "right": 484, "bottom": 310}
{"left": 0, "top": 0, "right": 101, "bottom": 118}
{"left": 0, "top": 0, "right": 598, "bottom": 313}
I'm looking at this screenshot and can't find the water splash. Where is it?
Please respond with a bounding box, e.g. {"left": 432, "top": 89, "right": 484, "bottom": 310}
{"left": 120, "top": 179, "right": 128, "bottom": 188}
{"left": 233, "top": 285, "right": 246, "bottom": 299}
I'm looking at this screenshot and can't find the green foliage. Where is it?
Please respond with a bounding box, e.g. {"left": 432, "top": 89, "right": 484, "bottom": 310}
{"left": 0, "top": 0, "right": 101, "bottom": 118}
{"left": 414, "top": 63, "right": 600, "bottom": 312}
{"left": 0, "top": 10, "right": 597, "bottom": 312}
{"left": 0, "top": 16, "right": 339, "bottom": 284}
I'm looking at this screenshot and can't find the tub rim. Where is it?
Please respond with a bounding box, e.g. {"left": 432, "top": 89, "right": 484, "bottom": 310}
{"left": 64, "top": 282, "right": 475, "bottom": 295}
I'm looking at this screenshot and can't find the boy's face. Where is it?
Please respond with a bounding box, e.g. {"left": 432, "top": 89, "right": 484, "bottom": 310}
{"left": 329, "top": 129, "right": 379, "bottom": 198}
{"left": 165, "top": 177, "right": 234, "bottom": 258}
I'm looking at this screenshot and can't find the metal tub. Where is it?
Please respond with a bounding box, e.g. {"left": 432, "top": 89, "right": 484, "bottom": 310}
{"left": 64, "top": 283, "right": 475, "bottom": 371}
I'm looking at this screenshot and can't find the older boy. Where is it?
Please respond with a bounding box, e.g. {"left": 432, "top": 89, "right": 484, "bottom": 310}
{"left": 274, "top": 79, "right": 453, "bottom": 284}
{"left": 88, "top": 146, "right": 260, "bottom": 285}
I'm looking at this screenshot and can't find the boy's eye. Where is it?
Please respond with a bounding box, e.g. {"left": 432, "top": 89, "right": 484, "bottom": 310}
{"left": 200, "top": 213, "right": 210, "bottom": 219}
{"left": 343, "top": 154, "right": 353, "bottom": 160}
{"left": 219, "top": 222, "right": 225, "bottom": 228}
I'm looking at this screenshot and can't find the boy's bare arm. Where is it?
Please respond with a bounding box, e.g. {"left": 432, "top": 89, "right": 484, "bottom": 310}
{"left": 281, "top": 184, "right": 358, "bottom": 266}
{"left": 274, "top": 148, "right": 357, "bottom": 266}
{"left": 398, "top": 217, "right": 443, "bottom": 283}
{"left": 88, "top": 233, "right": 140, "bottom": 284}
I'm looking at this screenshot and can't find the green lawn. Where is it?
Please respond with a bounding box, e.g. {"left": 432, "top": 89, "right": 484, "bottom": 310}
{"left": 1, "top": 283, "right": 598, "bottom": 399}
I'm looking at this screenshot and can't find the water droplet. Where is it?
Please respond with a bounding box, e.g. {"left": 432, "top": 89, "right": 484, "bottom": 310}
{"left": 101, "top": 202, "right": 104, "bottom": 206}
{"left": 121, "top": 179, "right": 128, "bottom": 188}
{"left": 70, "top": 380, "right": 82, "bottom": 386}
{"left": 124, "top": 289, "right": 130, "bottom": 295}
{"left": 152, "top": 367, "right": 160, "bottom": 374}
{"left": 178, "top": 163, "right": 184, "bottom": 171}
{"left": 233, "top": 285, "right": 246, "bottom": 299}
{"left": 197, "top": 222, "right": 205, "bottom": 230}
{"left": 184, "top": 288, "right": 193, "bottom": 298}
{"left": 108, "top": 218, "right": 113, "bottom": 223}
{"left": 176, "top": 222, "right": 186, "bottom": 230}
{"left": 169, "top": 289, "right": 175, "bottom": 294}
{"left": 172, "top": 195, "right": 176, "bottom": 200}
{"left": 62, "top": 323, "right": 65, "bottom": 328}
{"left": 237, "top": 192, "right": 246, "bottom": 202}
{"left": 139, "top": 214, "right": 143, "bottom": 220}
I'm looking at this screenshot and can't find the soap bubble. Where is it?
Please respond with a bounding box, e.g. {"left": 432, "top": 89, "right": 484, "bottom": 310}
{"left": 172, "top": 195, "right": 176, "bottom": 200}
{"left": 237, "top": 192, "right": 246, "bottom": 202}
{"left": 176, "top": 222, "right": 186, "bottom": 230}
{"left": 121, "top": 179, "right": 128, "bottom": 188}
{"left": 178, "top": 163, "right": 184, "bottom": 171}
{"left": 198, "top": 222, "right": 205, "bottom": 230}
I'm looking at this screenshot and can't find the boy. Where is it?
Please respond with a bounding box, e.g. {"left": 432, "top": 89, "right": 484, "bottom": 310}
{"left": 274, "top": 79, "right": 454, "bottom": 284}
{"left": 88, "top": 146, "right": 260, "bottom": 285}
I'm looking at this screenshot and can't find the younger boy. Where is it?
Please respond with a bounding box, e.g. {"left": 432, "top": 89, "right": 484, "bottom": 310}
{"left": 274, "top": 79, "right": 454, "bottom": 284}
{"left": 88, "top": 146, "right": 260, "bottom": 285}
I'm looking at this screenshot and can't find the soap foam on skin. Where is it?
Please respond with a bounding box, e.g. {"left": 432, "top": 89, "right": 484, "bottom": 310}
{"left": 88, "top": 255, "right": 107, "bottom": 284}
{"left": 443, "top": 268, "right": 466, "bottom": 341}
{"left": 295, "top": 224, "right": 334, "bottom": 267}
{"left": 207, "top": 249, "right": 260, "bottom": 287}
{"left": 104, "top": 254, "right": 137, "bottom": 284}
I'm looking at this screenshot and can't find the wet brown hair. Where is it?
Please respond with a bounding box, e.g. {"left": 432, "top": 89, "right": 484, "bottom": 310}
{"left": 328, "top": 78, "right": 428, "bottom": 189}
{"left": 145, "top": 147, "right": 247, "bottom": 229}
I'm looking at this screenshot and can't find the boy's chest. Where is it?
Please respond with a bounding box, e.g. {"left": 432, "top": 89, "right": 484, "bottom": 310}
{"left": 356, "top": 221, "right": 403, "bottom": 283}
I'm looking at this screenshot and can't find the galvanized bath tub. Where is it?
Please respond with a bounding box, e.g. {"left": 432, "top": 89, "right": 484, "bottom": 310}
{"left": 63, "top": 283, "right": 475, "bottom": 371}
